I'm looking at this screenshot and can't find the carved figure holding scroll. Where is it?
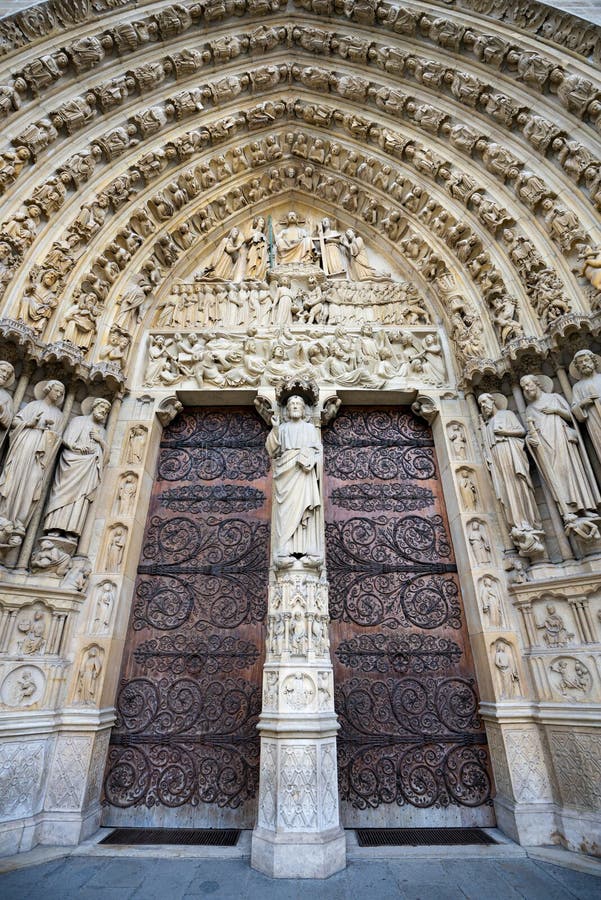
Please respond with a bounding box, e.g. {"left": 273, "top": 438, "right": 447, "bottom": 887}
{"left": 44, "top": 398, "right": 111, "bottom": 539}
{"left": 478, "top": 392, "right": 543, "bottom": 555}
{"left": 521, "top": 373, "right": 600, "bottom": 540}
{"left": 0, "top": 380, "right": 64, "bottom": 545}
{"left": 266, "top": 394, "right": 323, "bottom": 568}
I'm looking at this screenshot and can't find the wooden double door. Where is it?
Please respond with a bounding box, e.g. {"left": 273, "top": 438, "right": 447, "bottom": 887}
{"left": 103, "top": 406, "right": 493, "bottom": 829}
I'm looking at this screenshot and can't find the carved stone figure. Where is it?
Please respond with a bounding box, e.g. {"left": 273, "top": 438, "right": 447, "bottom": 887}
{"left": 570, "top": 350, "right": 601, "bottom": 459}
{"left": 448, "top": 422, "right": 467, "bottom": 459}
{"left": 318, "top": 218, "right": 346, "bottom": 278}
{"left": 205, "top": 228, "right": 245, "bottom": 281}
{"left": 93, "top": 581, "right": 116, "bottom": 633}
{"left": 521, "top": 374, "right": 600, "bottom": 537}
{"left": 105, "top": 525, "right": 127, "bottom": 571}
{"left": 0, "top": 360, "right": 15, "bottom": 431}
{"left": 266, "top": 393, "right": 323, "bottom": 568}
{"left": 468, "top": 520, "right": 491, "bottom": 565}
{"left": 0, "top": 381, "right": 64, "bottom": 544}
{"left": 245, "top": 217, "right": 269, "bottom": 281}
{"left": 275, "top": 212, "right": 313, "bottom": 264}
{"left": 75, "top": 646, "right": 103, "bottom": 705}
{"left": 116, "top": 473, "right": 138, "bottom": 516}
{"left": 44, "top": 398, "right": 110, "bottom": 539}
{"left": 457, "top": 467, "right": 478, "bottom": 510}
{"left": 494, "top": 640, "right": 521, "bottom": 698}
{"left": 479, "top": 576, "right": 503, "bottom": 628}
{"left": 478, "top": 393, "right": 542, "bottom": 552}
{"left": 126, "top": 426, "right": 146, "bottom": 465}
{"left": 537, "top": 604, "right": 574, "bottom": 647}
{"left": 30, "top": 538, "right": 72, "bottom": 575}
{"left": 16, "top": 610, "right": 46, "bottom": 655}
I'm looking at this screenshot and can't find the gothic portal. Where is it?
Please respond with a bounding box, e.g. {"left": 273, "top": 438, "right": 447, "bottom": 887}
{"left": 0, "top": 0, "right": 600, "bottom": 879}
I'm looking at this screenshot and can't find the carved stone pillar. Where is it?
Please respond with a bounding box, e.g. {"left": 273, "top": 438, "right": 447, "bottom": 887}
{"left": 251, "top": 380, "right": 346, "bottom": 878}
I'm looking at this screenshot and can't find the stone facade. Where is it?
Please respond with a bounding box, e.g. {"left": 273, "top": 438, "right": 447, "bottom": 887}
{"left": 0, "top": 0, "right": 599, "bottom": 874}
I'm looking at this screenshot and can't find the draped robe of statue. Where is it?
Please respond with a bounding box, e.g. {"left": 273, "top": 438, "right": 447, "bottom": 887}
{"left": 245, "top": 223, "right": 268, "bottom": 281}
{"left": 320, "top": 220, "right": 346, "bottom": 278}
{"left": 44, "top": 409, "right": 108, "bottom": 536}
{"left": 266, "top": 403, "right": 323, "bottom": 562}
{"left": 571, "top": 368, "right": 601, "bottom": 454}
{"left": 209, "top": 228, "right": 245, "bottom": 281}
{"left": 275, "top": 215, "right": 312, "bottom": 265}
{"left": 525, "top": 389, "right": 600, "bottom": 517}
{"left": 481, "top": 407, "right": 541, "bottom": 531}
{"left": 0, "top": 393, "right": 64, "bottom": 532}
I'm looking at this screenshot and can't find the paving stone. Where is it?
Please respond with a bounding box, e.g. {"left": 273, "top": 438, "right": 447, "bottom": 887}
{"left": 1, "top": 853, "right": 599, "bottom": 900}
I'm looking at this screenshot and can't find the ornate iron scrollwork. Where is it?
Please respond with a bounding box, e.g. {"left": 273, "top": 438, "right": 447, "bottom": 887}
{"left": 324, "top": 407, "right": 492, "bottom": 815}
{"left": 104, "top": 408, "right": 269, "bottom": 815}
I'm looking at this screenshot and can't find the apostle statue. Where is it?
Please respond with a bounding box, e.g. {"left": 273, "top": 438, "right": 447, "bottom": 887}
{"left": 0, "top": 380, "right": 65, "bottom": 545}
{"left": 570, "top": 350, "right": 601, "bottom": 458}
{"left": 478, "top": 392, "right": 543, "bottom": 554}
{"left": 265, "top": 390, "right": 323, "bottom": 567}
{"left": 275, "top": 212, "right": 313, "bottom": 265}
{"left": 520, "top": 373, "right": 601, "bottom": 538}
{"left": 43, "top": 397, "right": 111, "bottom": 538}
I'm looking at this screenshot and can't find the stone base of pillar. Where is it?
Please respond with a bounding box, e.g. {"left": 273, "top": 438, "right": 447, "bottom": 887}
{"left": 251, "top": 826, "right": 346, "bottom": 879}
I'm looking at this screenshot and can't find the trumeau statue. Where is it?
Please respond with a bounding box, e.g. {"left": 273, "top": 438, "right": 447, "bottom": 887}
{"left": 478, "top": 392, "right": 543, "bottom": 555}
{"left": 570, "top": 350, "right": 601, "bottom": 457}
{"left": 266, "top": 391, "right": 323, "bottom": 569}
{"left": 44, "top": 397, "right": 111, "bottom": 538}
{"left": 0, "top": 380, "right": 65, "bottom": 546}
{"left": 521, "top": 374, "right": 601, "bottom": 540}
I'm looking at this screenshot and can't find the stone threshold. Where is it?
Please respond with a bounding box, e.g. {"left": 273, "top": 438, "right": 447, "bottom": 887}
{"left": 2, "top": 830, "right": 600, "bottom": 877}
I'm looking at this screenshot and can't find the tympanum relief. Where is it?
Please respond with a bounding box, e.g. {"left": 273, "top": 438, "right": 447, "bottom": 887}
{"left": 144, "top": 212, "right": 446, "bottom": 393}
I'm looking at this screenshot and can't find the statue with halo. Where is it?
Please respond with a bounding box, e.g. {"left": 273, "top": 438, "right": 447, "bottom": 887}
{"left": 265, "top": 379, "right": 323, "bottom": 568}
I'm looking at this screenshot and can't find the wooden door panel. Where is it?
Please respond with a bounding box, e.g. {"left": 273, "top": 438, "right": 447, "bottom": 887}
{"left": 323, "top": 407, "right": 494, "bottom": 827}
{"left": 103, "top": 408, "right": 270, "bottom": 828}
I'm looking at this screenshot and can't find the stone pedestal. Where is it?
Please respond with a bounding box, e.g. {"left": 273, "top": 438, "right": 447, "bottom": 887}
{"left": 251, "top": 567, "right": 346, "bottom": 878}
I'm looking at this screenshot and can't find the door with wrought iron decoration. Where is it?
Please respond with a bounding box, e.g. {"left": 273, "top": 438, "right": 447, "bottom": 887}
{"left": 103, "top": 408, "right": 270, "bottom": 828}
{"left": 323, "top": 407, "right": 494, "bottom": 827}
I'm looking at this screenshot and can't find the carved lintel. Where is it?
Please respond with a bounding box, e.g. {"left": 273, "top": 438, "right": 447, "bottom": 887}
{"left": 411, "top": 393, "right": 438, "bottom": 423}
{"left": 156, "top": 395, "right": 183, "bottom": 426}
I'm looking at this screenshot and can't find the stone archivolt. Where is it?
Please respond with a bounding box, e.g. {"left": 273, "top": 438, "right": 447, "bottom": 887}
{"left": 0, "top": 0, "right": 599, "bottom": 873}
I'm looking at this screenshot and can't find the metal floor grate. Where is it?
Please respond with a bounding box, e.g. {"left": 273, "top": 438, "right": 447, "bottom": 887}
{"left": 356, "top": 827, "right": 496, "bottom": 847}
{"left": 100, "top": 828, "right": 240, "bottom": 846}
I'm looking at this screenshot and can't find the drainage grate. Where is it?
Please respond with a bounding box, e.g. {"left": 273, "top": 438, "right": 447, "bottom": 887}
{"left": 100, "top": 828, "right": 240, "bottom": 846}
{"left": 356, "top": 827, "right": 496, "bottom": 847}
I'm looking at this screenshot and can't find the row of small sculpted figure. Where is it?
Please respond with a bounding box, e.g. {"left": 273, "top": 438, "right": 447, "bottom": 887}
{"left": 0, "top": 362, "right": 110, "bottom": 564}
{"left": 145, "top": 325, "right": 445, "bottom": 389}
{"left": 476, "top": 351, "right": 601, "bottom": 554}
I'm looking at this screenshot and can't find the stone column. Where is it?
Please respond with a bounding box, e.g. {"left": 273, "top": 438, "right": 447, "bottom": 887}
{"left": 251, "top": 380, "right": 346, "bottom": 879}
